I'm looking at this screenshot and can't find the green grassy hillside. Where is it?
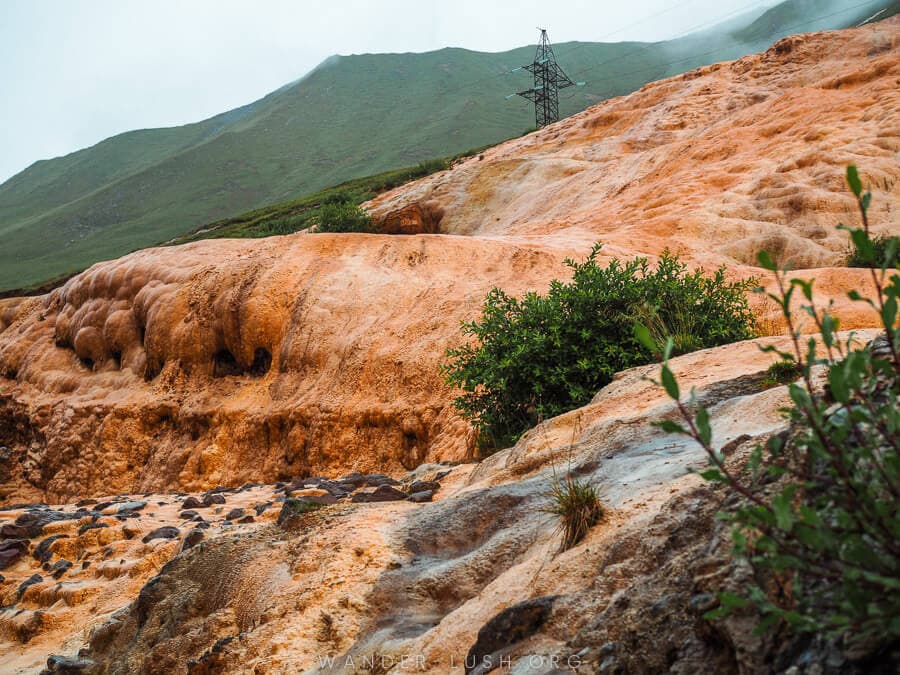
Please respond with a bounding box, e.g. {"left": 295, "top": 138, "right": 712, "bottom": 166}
{"left": 0, "top": 0, "right": 893, "bottom": 292}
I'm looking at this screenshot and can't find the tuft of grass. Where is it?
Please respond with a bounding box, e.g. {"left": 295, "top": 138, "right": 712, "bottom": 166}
{"left": 545, "top": 475, "right": 603, "bottom": 551}
{"left": 761, "top": 358, "right": 801, "bottom": 387}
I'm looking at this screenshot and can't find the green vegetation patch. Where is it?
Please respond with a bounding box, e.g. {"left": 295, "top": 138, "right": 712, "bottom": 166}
{"left": 443, "top": 245, "right": 756, "bottom": 452}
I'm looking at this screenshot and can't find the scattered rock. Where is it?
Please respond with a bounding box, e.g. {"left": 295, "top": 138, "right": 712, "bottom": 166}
{"left": 225, "top": 508, "right": 245, "bottom": 521}
{"left": 202, "top": 493, "right": 226, "bottom": 507}
{"left": 465, "top": 596, "right": 558, "bottom": 674}
{"left": 6, "top": 510, "right": 72, "bottom": 539}
{"left": 43, "top": 655, "right": 97, "bottom": 673}
{"left": 181, "top": 496, "right": 203, "bottom": 509}
{"left": 18, "top": 573, "right": 44, "bottom": 597}
{"left": 408, "top": 490, "right": 434, "bottom": 503}
{"left": 277, "top": 498, "right": 327, "bottom": 527}
{"left": 253, "top": 502, "right": 272, "bottom": 516}
{"left": 339, "top": 472, "right": 367, "bottom": 488}
{"left": 351, "top": 485, "right": 408, "bottom": 503}
{"left": 106, "top": 501, "right": 147, "bottom": 514}
{"left": 407, "top": 480, "right": 440, "bottom": 494}
{"left": 49, "top": 559, "right": 73, "bottom": 579}
{"left": 15, "top": 610, "right": 44, "bottom": 643}
{"left": 0, "top": 538, "right": 29, "bottom": 569}
{"left": 182, "top": 529, "right": 205, "bottom": 550}
{"left": 78, "top": 522, "right": 109, "bottom": 535}
{"left": 180, "top": 510, "right": 199, "bottom": 520}
{"left": 75, "top": 499, "right": 98, "bottom": 507}
{"left": 33, "top": 534, "right": 68, "bottom": 563}
{"left": 238, "top": 515, "right": 255, "bottom": 524}
{"left": 363, "top": 473, "right": 401, "bottom": 487}
{"left": 142, "top": 526, "right": 180, "bottom": 544}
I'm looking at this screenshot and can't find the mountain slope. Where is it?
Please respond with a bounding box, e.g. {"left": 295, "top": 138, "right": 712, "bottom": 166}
{"left": 0, "top": 0, "right": 894, "bottom": 291}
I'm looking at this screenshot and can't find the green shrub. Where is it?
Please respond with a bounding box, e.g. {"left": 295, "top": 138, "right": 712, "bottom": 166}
{"left": 255, "top": 213, "right": 310, "bottom": 236}
{"left": 847, "top": 233, "right": 900, "bottom": 268}
{"left": 443, "top": 245, "right": 756, "bottom": 451}
{"left": 545, "top": 475, "right": 603, "bottom": 551}
{"left": 414, "top": 158, "right": 450, "bottom": 176}
{"left": 315, "top": 202, "right": 373, "bottom": 233}
{"left": 644, "top": 166, "right": 899, "bottom": 649}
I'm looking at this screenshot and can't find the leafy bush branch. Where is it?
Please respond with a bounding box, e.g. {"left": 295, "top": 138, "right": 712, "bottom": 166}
{"left": 640, "top": 166, "right": 899, "bottom": 647}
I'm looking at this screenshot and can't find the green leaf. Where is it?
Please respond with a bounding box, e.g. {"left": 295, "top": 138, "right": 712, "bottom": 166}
{"left": 847, "top": 165, "right": 862, "bottom": 197}
{"left": 696, "top": 406, "right": 712, "bottom": 446}
{"left": 661, "top": 365, "right": 680, "bottom": 400}
{"left": 772, "top": 492, "right": 795, "bottom": 532}
{"left": 756, "top": 250, "right": 778, "bottom": 271}
{"left": 633, "top": 323, "right": 656, "bottom": 352}
{"left": 828, "top": 367, "right": 850, "bottom": 403}
{"left": 656, "top": 419, "right": 687, "bottom": 434}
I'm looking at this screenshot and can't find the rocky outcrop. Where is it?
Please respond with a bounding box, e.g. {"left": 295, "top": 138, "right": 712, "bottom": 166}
{"left": 0, "top": 18, "right": 898, "bottom": 672}
{"left": 1, "top": 20, "right": 897, "bottom": 504}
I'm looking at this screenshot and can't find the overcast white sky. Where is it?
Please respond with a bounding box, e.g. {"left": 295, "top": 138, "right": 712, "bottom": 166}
{"left": 0, "top": 0, "right": 781, "bottom": 183}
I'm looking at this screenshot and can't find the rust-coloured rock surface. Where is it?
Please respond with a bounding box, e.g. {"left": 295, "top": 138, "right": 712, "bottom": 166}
{"left": 0, "top": 19, "right": 898, "bottom": 673}
{"left": 1, "top": 20, "right": 897, "bottom": 505}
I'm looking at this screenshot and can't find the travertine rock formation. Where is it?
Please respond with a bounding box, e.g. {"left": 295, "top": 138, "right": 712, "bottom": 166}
{"left": 1, "top": 20, "right": 896, "bottom": 505}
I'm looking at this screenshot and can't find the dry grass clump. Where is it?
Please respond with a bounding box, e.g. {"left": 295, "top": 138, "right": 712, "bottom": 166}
{"left": 545, "top": 475, "right": 603, "bottom": 551}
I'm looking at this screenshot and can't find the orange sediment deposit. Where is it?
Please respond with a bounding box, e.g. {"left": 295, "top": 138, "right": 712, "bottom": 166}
{"left": 0, "top": 18, "right": 898, "bottom": 673}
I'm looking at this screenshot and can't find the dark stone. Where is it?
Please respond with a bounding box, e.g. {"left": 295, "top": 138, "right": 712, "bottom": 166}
{"left": 352, "top": 485, "right": 408, "bottom": 503}
{"left": 50, "top": 560, "right": 73, "bottom": 579}
{"left": 179, "top": 510, "right": 199, "bottom": 520}
{"left": 182, "top": 529, "right": 205, "bottom": 550}
{"left": 238, "top": 515, "right": 255, "bottom": 524}
{"left": 114, "top": 501, "right": 147, "bottom": 513}
{"left": 253, "top": 502, "right": 272, "bottom": 516}
{"left": 202, "top": 493, "right": 226, "bottom": 507}
{"left": 8, "top": 510, "right": 72, "bottom": 539}
{"left": 690, "top": 592, "right": 717, "bottom": 612}
{"left": 181, "top": 496, "right": 203, "bottom": 509}
{"left": 18, "top": 573, "right": 43, "bottom": 597}
{"left": 315, "top": 479, "right": 351, "bottom": 498}
{"left": 1, "top": 523, "right": 29, "bottom": 539}
{"left": 192, "top": 520, "right": 210, "bottom": 530}
{"left": 408, "top": 490, "right": 434, "bottom": 503}
{"left": 44, "top": 654, "right": 97, "bottom": 673}
{"left": 277, "top": 498, "right": 327, "bottom": 527}
{"left": 363, "top": 473, "right": 401, "bottom": 487}
{"left": 408, "top": 480, "right": 440, "bottom": 494}
{"left": 92, "top": 502, "right": 113, "bottom": 512}
{"left": 434, "top": 469, "right": 452, "bottom": 481}
{"left": 16, "top": 610, "right": 44, "bottom": 643}
{"left": 338, "top": 472, "right": 368, "bottom": 488}
{"left": 78, "top": 522, "right": 108, "bottom": 535}
{"left": 33, "top": 535, "right": 68, "bottom": 563}
{"left": 0, "top": 538, "right": 29, "bottom": 569}
{"left": 225, "top": 508, "right": 244, "bottom": 521}
{"left": 141, "top": 526, "right": 180, "bottom": 544}
{"left": 75, "top": 499, "right": 98, "bottom": 507}
{"left": 465, "top": 596, "right": 558, "bottom": 673}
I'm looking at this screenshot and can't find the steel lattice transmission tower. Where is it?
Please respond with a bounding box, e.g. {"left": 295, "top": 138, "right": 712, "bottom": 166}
{"left": 509, "top": 29, "right": 584, "bottom": 127}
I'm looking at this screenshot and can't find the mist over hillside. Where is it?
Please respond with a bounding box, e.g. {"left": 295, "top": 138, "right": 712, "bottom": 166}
{"left": 0, "top": 0, "right": 895, "bottom": 292}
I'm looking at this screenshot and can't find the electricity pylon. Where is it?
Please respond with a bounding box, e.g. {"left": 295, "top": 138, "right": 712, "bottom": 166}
{"left": 509, "top": 28, "right": 584, "bottom": 127}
